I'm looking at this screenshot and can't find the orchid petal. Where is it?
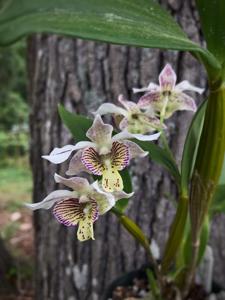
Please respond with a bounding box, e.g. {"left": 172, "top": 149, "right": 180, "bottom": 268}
{"left": 133, "top": 82, "right": 159, "bottom": 94}
{"left": 102, "top": 167, "right": 124, "bottom": 192}
{"left": 178, "top": 93, "right": 197, "bottom": 112}
{"left": 92, "top": 181, "right": 116, "bottom": 214}
{"left": 93, "top": 103, "right": 127, "bottom": 117}
{"left": 119, "top": 117, "right": 129, "bottom": 131}
{"left": 81, "top": 147, "right": 103, "bottom": 175}
{"left": 101, "top": 142, "right": 130, "bottom": 192}
{"left": 77, "top": 200, "right": 98, "bottom": 241}
{"left": 42, "top": 141, "right": 94, "bottom": 164}
{"left": 123, "top": 140, "right": 148, "bottom": 159}
{"left": 113, "top": 131, "right": 161, "bottom": 142}
{"left": 111, "top": 141, "right": 130, "bottom": 171}
{"left": 86, "top": 115, "right": 113, "bottom": 147}
{"left": 159, "top": 64, "right": 177, "bottom": 90}
{"left": 25, "top": 190, "right": 74, "bottom": 210}
{"left": 53, "top": 198, "right": 82, "bottom": 226}
{"left": 175, "top": 80, "right": 204, "bottom": 94}
{"left": 113, "top": 190, "right": 134, "bottom": 201}
{"left": 163, "top": 93, "right": 197, "bottom": 118}
{"left": 118, "top": 94, "right": 137, "bottom": 110}
{"left": 137, "top": 91, "right": 161, "bottom": 107}
{"left": 66, "top": 150, "right": 91, "bottom": 176}
{"left": 54, "top": 173, "right": 90, "bottom": 194}
{"left": 133, "top": 87, "right": 150, "bottom": 93}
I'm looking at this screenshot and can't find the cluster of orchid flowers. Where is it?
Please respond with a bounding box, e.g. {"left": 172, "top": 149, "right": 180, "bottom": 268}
{"left": 26, "top": 64, "right": 203, "bottom": 241}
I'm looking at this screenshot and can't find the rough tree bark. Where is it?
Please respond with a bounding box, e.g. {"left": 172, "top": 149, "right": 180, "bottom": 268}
{"left": 27, "top": 1, "right": 225, "bottom": 299}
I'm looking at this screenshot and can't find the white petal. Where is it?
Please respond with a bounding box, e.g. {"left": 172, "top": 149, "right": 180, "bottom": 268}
{"left": 112, "top": 190, "right": 134, "bottom": 201}
{"left": 25, "top": 190, "right": 74, "bottom": 210}
{"left": 133, "top": 83, "right": 159, "bottom": 94}
{"left": 86, "top": 115, "right": 113, "bottom": 147}
{"left": 93, "top": 103, "right": 127, "bottom": 117}
{"left": 133, "top": 87, "right": 150, "bottom": 93}
{"left": 113, "top": 130, "right": 161, "bottom": 142}
{"left": 130, "top": 132, "right": 161, "bottom": 141}
{"left": 175, "top": 80, "right": 204, "bottom": 94}
{"left": 66, "top": 150, "right": 91, "bottom": 175}
{"left": 123, "top": 140, "right": 148, "bottom": 158}
{"left": 42, "top": 141, "right": 94, "bottom": 164}
{"left": 54, "top": 173, "right": 90, "bottom": 194}
{"left": 91, "top": 181, "right": 115, "bottom": 214}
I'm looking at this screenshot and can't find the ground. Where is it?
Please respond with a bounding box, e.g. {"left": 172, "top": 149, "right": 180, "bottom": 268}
{"left": 0, "top": 157, "right": 34, "bottom": 299}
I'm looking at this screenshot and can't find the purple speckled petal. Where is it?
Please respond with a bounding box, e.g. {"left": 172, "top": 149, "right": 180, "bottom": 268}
{"left": 53, "top": 198, "right": 84, "bottom": 226}
{"left": 137, "top": 91, "right": 161, "bottom": 107}
{"left": 111, "top": 141, "right": 130, "bottom": 171}
{"left": 81, "top": 147, "right": 103, "bottom": 175}
{"left": 159, "top": 64, "right": 177, "bottom": 90}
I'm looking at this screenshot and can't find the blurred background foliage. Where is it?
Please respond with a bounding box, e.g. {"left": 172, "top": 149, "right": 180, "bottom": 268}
{"left": 0, "top": 41, "right": 33, "bottom": 298}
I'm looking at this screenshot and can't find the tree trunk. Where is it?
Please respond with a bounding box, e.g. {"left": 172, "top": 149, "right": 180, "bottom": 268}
{"left": 27, "top": 1, "right": 224, "bottom": 299}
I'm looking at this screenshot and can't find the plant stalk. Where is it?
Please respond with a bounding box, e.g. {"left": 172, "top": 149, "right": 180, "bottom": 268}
{"left": 183, "top": 86, "right": 225, "bottom": 296}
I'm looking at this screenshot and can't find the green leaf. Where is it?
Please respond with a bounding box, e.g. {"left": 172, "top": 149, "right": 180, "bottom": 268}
{"left": 58, "top": 104, "right": 92, "bottom": 142}
{"left": 181, "top": 100, "right": 207, "bottom": 195}
{"left": 135, "top": 140, "right": 181, "bottom": 186}
{"left": 196, "top": 0, "right": 225, "bottom": 64}
{"left": 0, "top": 0, "right": 199, "bottom": 51}
{"left": 0, "top": 0, "right": 222, "bottom": 78}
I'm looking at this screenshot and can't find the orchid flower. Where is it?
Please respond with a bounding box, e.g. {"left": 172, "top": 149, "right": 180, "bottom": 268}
{"left": 94, "top": 94, "right": 164, "bottom": 137}
{"left": 43, "top": 115, "right": 160, "bottom": 192}
{"left": 133, "top": 64, "right": 204, "bottom": 119}
{"left": 25, "top": 174, "right": 133, "bottom": 241}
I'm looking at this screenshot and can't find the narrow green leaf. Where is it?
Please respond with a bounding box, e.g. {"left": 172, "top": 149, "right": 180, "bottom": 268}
{"left": 181, "top": 100, "right": 207, "bottom": 195}
{"left": 196, "top": 0, "right": 225, "bottom": 64}
{"left": 135, "top": 140, "right": 181, "bottom": 186}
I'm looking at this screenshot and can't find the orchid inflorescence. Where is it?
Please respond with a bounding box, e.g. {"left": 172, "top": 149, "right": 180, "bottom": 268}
{"left": 26, "top": 64, "right": 203, "bottom": 241}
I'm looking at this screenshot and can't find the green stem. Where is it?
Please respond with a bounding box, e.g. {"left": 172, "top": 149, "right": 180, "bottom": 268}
{"left": 183, "top": 86, "right": 225, "bottom": 295}
{"left": 161, "top": 194, "right": 188, "bottom": 273}
{"left": 160, "top": 131, "right": 180, "bottom": 187}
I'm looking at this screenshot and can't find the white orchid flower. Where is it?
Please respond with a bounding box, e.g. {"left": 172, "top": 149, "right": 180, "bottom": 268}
{"left": 133, "top": 64, "right": 204, "bottom": 119}
{"left": 25, "top": 174, "right": 133, "bottom": 241}
{"left": 43, "top": 115, "right": 160, "bottom": 192}
{"left": 94, "top": 94, "right": 164, "bottom": 137}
